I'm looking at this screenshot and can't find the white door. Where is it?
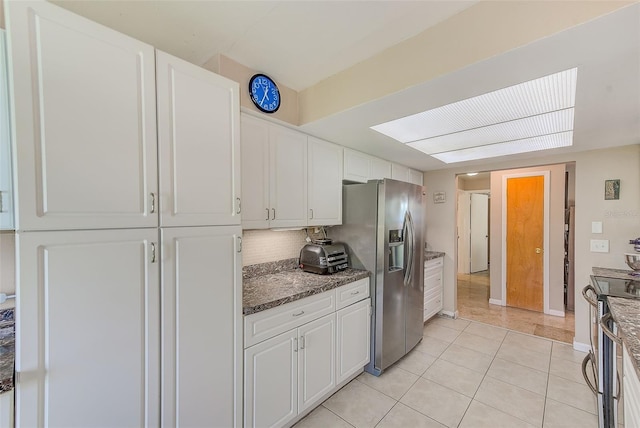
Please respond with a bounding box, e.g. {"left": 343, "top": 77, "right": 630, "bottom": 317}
{"left": 244, "top": 330, "right": 298, "bottom": 428}
{"left": 336, "top": 299, "right": 371, "bottom": 384}
{"left": 307, "top": 137, "right": 342, "bottom": 226}
{"left": 457, "top": 192, "right": 471, "bottom": 274}
{"left": 16, "top": 228, "right": 160, "bottom": 427}
{"left": 161, "top": 226, "right": 242, "bottom": 428}
{"left": 470, "top": 193, "right": 489, "bottom": 273}
{"left": 240, "top": 114, "right": 270, "bottom": 229}
{"left": 391, "top": 163, "right": 410, "bottom": 182}
{"left": 157, "top": 51, "right": 240, "bottom": 227}
{"left": 269, "top": 125, "right": 307, "bottom": 228}
{"left": 0, "top": 30, "right": 13, "bottom": 230}
{"left": 343, "top": 149, "right": 369, "bottom": 183}
{"left": 369, "top": 157, "right": 391, "bottom": 180}
{"left": 298, "top": 314, "right": 336, "bottom": 413}
{"left": 7, "top": 1, "right": 158, "bottom": 231}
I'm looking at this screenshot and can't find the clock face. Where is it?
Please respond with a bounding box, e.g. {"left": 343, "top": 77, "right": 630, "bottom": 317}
{"left": 249, "top": 74, "right": 281, "bottom": 113}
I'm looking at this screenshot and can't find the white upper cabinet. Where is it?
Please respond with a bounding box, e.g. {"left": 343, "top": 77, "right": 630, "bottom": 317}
{"left": 240, "top": 115, "right": 270, "bottom": 229}
{"left": 157, "top": 51, "right": 240, "bottom": 227}
{"left": 409, "top": 168, "right": 424, "bottom": 186}
{"left": 343, "top": 149, "right": 369, "bottom": 183}
{"left": 308, "top": 137, "right": 342, "bottom": 226}
{"left": 0, "top": 30, "right": 13, "bottom": 230}
{"left": 391, "top": 163, "right": 410, "bottom": 182}
{"left": 345, "top": 148, "right": 412, "bottom": 184}
{"left": 369, "top": 157, "right": 392, "bottom": 180}
{"left": 7, "top": 1, "right": 158, "bottom": 231}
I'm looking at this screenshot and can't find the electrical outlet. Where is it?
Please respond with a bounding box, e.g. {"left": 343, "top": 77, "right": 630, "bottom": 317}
{"left": 590, "top": 239, "right": 609, "bottom": 253}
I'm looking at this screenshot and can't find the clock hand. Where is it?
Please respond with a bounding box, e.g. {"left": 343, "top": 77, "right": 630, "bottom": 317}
{"left": 260, "top": 84, "right": 269, "bottom": 104}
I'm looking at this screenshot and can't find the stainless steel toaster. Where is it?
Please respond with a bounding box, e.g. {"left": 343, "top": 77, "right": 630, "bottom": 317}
{"left": 299, "top": 240, "right": 349, "bottom": 274}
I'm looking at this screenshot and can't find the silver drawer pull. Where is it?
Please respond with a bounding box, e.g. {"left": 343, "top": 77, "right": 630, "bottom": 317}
{"left": 350, "top": 291, "right": 360, "bottom": 295}
{"left": 292, "top": 310, "right": 305, "bottom": 317}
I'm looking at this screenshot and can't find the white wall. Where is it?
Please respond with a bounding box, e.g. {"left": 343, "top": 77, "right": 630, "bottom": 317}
{"left": 424, "top": 144, "right": 640, "bottom": 347}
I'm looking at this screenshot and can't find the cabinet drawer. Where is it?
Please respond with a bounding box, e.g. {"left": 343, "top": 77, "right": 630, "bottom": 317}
{"left": 424, "top": 294, "right": 442, "bottom": 321}
{"left": 424, "top": 270, "right": 442, "bottom": 292}
{"left": 245, "top": 291, "right": 335, "bottom": 348}
{"left": 424, "top": 287, "right": 440, "bottom": 303}
{"left": 335, "top": 278, "right": 370, "bottom": 310}
{"left": 424, "top": 257, "right": 443, "bottom": 270}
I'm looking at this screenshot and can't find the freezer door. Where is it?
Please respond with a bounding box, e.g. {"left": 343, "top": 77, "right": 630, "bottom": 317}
{"left": 405, "top": 182, "right": 425, "bottom": 353}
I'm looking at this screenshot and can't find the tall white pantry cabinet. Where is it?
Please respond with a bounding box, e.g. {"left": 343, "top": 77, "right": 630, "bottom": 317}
{"left": 6, "top": 2, "right": 242, "bottom": 427}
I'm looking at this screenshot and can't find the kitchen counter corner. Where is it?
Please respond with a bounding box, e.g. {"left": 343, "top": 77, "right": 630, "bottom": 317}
{"left": 608, "top": 296, "right": 640, "bottom": 379}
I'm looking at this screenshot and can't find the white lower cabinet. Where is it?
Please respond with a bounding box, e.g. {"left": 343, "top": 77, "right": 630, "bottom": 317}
{"left": 624, "top": 345, "right": 640, "bottom": 428}
{"left": 424, "top": 257, "right": 444, "bottom": 321}
{"left": 244, "top": 278, "right": 370, "bottom": 428}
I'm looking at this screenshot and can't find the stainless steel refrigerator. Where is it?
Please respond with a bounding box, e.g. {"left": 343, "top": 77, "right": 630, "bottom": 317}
{"left": 331, "top": 179, "right": 424, "bottom": 376}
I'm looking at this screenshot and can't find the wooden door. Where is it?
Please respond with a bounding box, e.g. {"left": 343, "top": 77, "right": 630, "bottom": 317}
{"left": 16, "top": 228, "right": 160, "bottom": 427}
{"left": 7, "top": 1, "right": 158, "bottom": 231}
{"left": 240, "top": 114, "right": 270, "bottom": 229}
{"left": 470, "top": 193, "right": 489, "bottom": 273}
{"left": 298, "top": 314, "right": 336, "bottom": 413}
{"left": 506, "top": 175, "right": 544, "bottom": 311}
{"left": 307, "top": 137, "right": 342, "bottom": 226}
{"left": 157, "top": 50, "right": 240, "bottom": 227}
{"left": 161, "top": 226, "right": 242, "bottom": 428}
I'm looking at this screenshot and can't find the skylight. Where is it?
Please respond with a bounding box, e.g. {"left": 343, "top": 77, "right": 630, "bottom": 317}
{"left": 371, "top": 68, "right": 578, "bottom": 163}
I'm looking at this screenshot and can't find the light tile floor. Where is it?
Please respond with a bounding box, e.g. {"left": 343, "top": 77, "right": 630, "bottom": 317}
{"left": 295, "top": 317, "right": 597, "bottom": 428}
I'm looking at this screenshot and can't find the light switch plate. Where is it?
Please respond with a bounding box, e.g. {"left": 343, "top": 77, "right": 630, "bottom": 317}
{"left": 590, "top": 239, "right": 609, "bottom": 253}
{"left": 592, "top": 221, "right": 603, "bottom": 234}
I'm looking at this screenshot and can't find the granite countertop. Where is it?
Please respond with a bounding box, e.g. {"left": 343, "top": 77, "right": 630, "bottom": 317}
{"left": 0, "top": 308, "right": 14, "bottom": 393}
{"left": 593, "top": 267, "right": 638, "bottom": 280}
{"left": 243, "top": 258, "right": 370, "bottom": 315}
{"left": 425, "top": 251, "right": 445, "bottom": 261}
{"left": 607, "top": 297, "right": 640, "bottom": 379}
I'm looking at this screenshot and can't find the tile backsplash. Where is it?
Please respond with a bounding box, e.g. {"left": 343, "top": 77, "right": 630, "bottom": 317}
{"left": 242, "top": 229, "right": 325, "bottom": 266}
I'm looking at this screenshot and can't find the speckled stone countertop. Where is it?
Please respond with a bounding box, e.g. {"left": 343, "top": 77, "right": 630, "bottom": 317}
{"left": 243, "top": 258, "right": 369, "bottom": 315}
{"left": 425, "top": 251, "right": 445, "bottom": 262}
{"left": 607, "top": 297, "right": 640, "bottom": 379}
{"left": 0, "top": 308, "right": 14, "bottom": 393}
{"left": 593, "top": 267, "right": 638, "bottom": 280}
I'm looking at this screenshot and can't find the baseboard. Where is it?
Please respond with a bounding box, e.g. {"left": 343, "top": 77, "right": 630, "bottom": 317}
{"left": 548, "top": 309, "right": 565, "bottom": 317}
{"left": 488, "top": 298, "right": 503, "bottom": 306}
{"left": 573, "top": 340, "right": 591, "bottom": 353}
{"left": 439, "top": 310, "right": 458, "bottom": 319}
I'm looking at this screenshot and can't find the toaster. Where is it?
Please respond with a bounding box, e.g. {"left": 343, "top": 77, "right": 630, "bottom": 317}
{"left": 299, "top": 241, "right": 349, "bottom": 274}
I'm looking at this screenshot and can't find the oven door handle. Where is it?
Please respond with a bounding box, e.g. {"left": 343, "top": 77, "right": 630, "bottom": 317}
{"left": 581, "top": 352, "right": 598, "bottom": 395}
{"left": 600, "top": 313, "right": 622, "bottom": 346}
{"left": 581, "top": 284, "right": 598, "bottom": 308}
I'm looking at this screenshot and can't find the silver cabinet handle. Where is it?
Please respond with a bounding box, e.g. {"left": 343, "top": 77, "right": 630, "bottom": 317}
{"left": 271, "top": 208, "right": 276, "bottom": 220}
{"left": 309, "top": 209, "right": 314, "bottom": 219}
{"left": 265, "top": 208, "right": 269, "bottom": 221}
{"left": 292, "top": 310, "right": 304, "bottom": 317}
{"left": 350, "top": 291, "right": 360, "bottom": 295}
{"left": 236, "top": 197, "right": 241, "bottom": 214}
{"left": 150, "top": 242, "right": 157, "bottom": 263}
{"left": 150, "top": 193, "right": 156, "bottom": 214}
{"left": 600, "top": 313, "right": 622, "bottom": 346}
{"left": 300, "top": 336, "right": 305, "bottom": 350}
{"left": 0, "top": 191, "right": 5, "bottom": 212}
{"left": 293, "top": 337, "right": 298, "bottom": 353}
{"left": 237, "top": 236, "right": 242, "bottom": 253}
{"left": 582, "top": 284, "right": 597, "bottom": 308}
{"left": 581, "top": 352, "right": 598, "bottom": 395}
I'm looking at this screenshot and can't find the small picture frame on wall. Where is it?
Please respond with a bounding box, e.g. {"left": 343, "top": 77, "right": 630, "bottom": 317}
{"left": 604, "top": 179, "right": 620, "bottom": 200}
{"left": 433, "top": 191, "right": 446, "bottom": 204}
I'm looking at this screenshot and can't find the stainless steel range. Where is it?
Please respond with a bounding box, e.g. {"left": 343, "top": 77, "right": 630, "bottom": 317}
{"left": 583, "top": 275, "right": 640, "bottom": 428}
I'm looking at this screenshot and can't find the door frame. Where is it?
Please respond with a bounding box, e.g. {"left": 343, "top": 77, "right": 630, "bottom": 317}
{"left": 501, "top": 171, "right": 550, "bottom": 314}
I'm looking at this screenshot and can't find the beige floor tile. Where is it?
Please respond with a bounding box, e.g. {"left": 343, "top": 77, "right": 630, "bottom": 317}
{"left": 413, "top": 335, "right": 451, "bottom": 358}
{"left": 463, "top": 321, "right": 508, "bottom": 341}
{"left": 423, "top": 358, "right": 484, "bottom": 397}
{"left": 453, "top": 331, "right": 502, "bottom": 356}
{"left": 551, "top": 342, "right": 588, "bottom": 364}
{"left": 503, "top": 331, "right": 553, "bottom": 355}
{"left": 439, "top": 343, "right": 494, "bottom": 374}
{"left": 356, "top": 365, "right": 419, "bottom": 400}
{"left": 376, "top": 403, "right": 446, "bottom": 428}
{"left": 322, "top": 380, "right": 396, "bottom": 428}
{"left": 459, "top": 400, "right": 537, "bottom": 428}
{"left": 496, "top": 341, "right": 551, "bottom": 373}
{"left": 474, "top": 376, "right": 546, "bottom": 426}
{"left": 546, "top": 374, "right": 597, "bottom": 415}
{"left": 423, "top": 323, "right": 462, "bottom": 343}
{"left": 428, "top": 316, "right": 471, "bottom": 332}
{"left": 549, "top": 356, "right": 585, "bottom": 384}
{"left": 486, "top": 357, "right": 548, "bottom": 395}
{"left": 400, "top": 378, "right": 472, "bottom": 428}
{"left": 543, "top": 398, "right": 598, "bottom": 428}
{"left": 394, "top": 348, "right": 437, "bottom": 376}
{"left": 294, "top": 406, "right": 353, "bottom": 428}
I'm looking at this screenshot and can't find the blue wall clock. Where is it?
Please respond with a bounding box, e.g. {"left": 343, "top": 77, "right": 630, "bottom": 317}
{"left": 249, "top": 74, "right": 281, "bottom": 113}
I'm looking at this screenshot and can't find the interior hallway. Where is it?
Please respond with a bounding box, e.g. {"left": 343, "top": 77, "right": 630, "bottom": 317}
{"left": 457, "top": 272, "right": 575, "bottom": 344}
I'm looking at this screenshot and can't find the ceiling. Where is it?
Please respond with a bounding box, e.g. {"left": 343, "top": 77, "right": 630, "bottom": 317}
{"left": 50, "top": 1, "right": 640, "bottom": 172}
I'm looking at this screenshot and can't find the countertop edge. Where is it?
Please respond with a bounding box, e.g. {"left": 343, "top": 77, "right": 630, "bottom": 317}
{"left": 425, "top": 251, "right": 445, "bottom": 261}
{"left": 607, "top": 296, "right": 640, "bottom": 380}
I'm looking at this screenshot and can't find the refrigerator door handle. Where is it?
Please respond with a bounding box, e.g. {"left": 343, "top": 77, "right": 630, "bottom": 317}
{"left": 403, "top": 211, "right": 415, "bottom": 286}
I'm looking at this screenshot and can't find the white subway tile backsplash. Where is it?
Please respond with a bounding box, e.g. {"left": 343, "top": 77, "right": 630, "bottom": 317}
{"left": 242, "top": 229, "right": 325, "bottom": 266}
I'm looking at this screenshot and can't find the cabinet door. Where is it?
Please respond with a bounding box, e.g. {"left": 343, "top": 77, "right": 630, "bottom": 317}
{"left": 161, "top": 226, "right": 242, "bottom": 428}
{"left": 0, "top": 31, "right": 13, "bottom": 230}
{"left": 157, "top": 51, "right": 240, "bottom": 227}
{"left": 298, "top": 313, "right": 336, "bottom": 413}
{"left": 343, "top": 149, "right": 369, "bottom": 183}
{"left": 369, "top": 157, "right": 392, "bottom": 180}
{"left": 308, "top": 137, "right": 342, "bottom": 226}
{"left": 240, "top": 114, "right": 270, "bottom": 229}
{"left": 269, "top": 125, "right": 307, "bottom": 228}
{"left": 16, "top": 228, "right": 160, "bottom": 427}
{"left": 336, "top": 299, "right": 371, "bottom": 384}
{"left": 409, "top": 169, "right": 424, "bottom": 186}
{"left": 7, "top": 1, "right": 158, "bottom": 231}
{"left": 391, "top": 163, "right": 410, "bottom": 182}
{"left": 244, "top": 330, "right": 298, "bottom": 428}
